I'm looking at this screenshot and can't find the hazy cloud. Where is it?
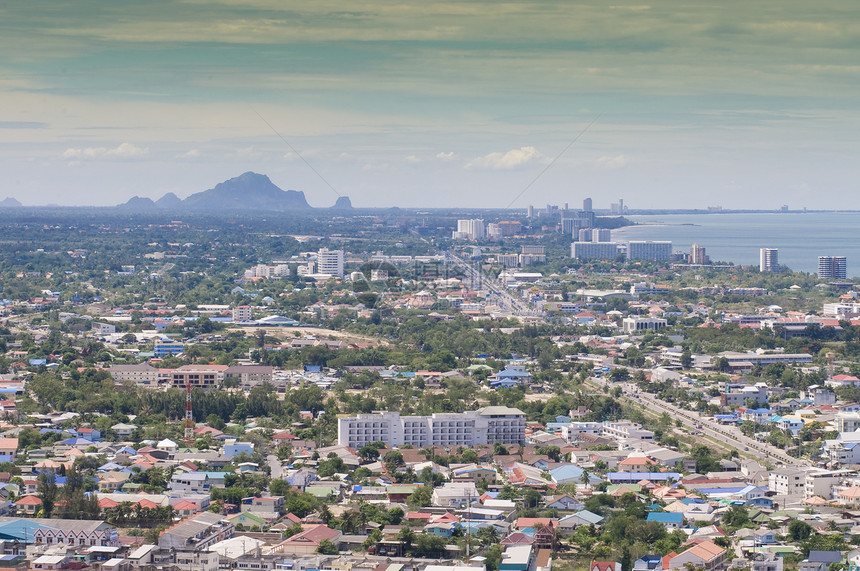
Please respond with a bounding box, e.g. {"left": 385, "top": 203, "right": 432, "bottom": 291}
{"left": 436, "top": 151, "right": 455, "bottom": 161}
{"left": 467, "top": 146, "right": 540, "bottom": 170}
{"left": 60, "top": 142, "right": 149, "bottom": 160}
{"left": 594, "top": 154, "right": 630, "bottom": 170}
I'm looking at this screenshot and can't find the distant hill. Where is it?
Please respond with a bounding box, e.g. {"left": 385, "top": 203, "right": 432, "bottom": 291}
{"left": 331, "top": 196, "right": 353, "bottom": 209}
{"left": 155, "top": 192, "right": 182, "bottom": 209}
{"left": 181, "top": 172, "right": 310, "bottom": 211}
{"left": 0, "top": 197, "right": 22, "bottom": 207}
{"left": 120, "top": 196, "right": 157, "bottom": 210}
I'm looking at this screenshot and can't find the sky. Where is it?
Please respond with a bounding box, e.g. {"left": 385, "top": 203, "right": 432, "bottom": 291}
{"left": 3, "top": 1, "right": 860, "bottom": 209}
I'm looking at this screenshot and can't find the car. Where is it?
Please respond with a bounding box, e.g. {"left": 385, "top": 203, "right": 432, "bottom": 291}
{"left": 744, "top": 447, "right": 749, "bottom": 451}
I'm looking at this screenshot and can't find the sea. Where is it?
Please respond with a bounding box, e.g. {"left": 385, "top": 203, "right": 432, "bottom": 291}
{"left": 610, "top": 212, "right": 860, "bottom": 277}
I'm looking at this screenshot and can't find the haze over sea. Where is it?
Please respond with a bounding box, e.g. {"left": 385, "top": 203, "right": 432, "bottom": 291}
{"left": 611, "top": 212, "right": 860, "bottom": 277}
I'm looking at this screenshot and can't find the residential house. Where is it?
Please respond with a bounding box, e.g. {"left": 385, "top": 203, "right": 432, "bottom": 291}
{"left": 666, "top": 540, "right": 726, "bottom": 570}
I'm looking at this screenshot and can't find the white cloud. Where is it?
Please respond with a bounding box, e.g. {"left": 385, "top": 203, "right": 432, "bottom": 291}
{"left": 594, "top": 154, "right": 629, "bottom": 170}
{"left": 179, "top": 149, "right": 201, "bottom": 158}
{"left": 466, "top": 146, "right": 540, "bottom": 170}
{"left": 60, "top": 142, "right": 149, "bottom": 160}
{"left": 436, "top": 151, "right": 455, "bottom": 161}
{"left": 404, "top": 155, "right": 420, "bottom": 163}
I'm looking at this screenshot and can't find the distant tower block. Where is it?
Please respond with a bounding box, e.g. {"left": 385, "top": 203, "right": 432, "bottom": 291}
{"left": 593, "top": 229, "right": 611, "bottom": 242}
{"left": 578, "top": 228, "right": 592, "bottom": 242}
{"left": 760, "top": 248, "right": 779, "bottom": 272}
{"left": 818, "top": 256, "right": 847, "bottom": 279}
{"left": 583, "top": 197, "right": 592, "bottom": 212}
{"left": 527, "top": 205, "right": 534, "bottom": 218}
{"left": 690, "top": 243, "right": 709, "bottom": 264}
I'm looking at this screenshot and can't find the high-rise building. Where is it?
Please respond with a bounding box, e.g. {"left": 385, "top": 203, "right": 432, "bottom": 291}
{"left": 760, "top": 248, "right": 779, "bottom": 272}
{"left": 572, "top": 242, "right": 620, "bottom": 260}
{"left": 818, "top": 256, "right": 847, "bottom": 279}
{"left": 317, "top": 247, "right": 345, "bottom": 277}
{"left": 453, "top": 219, "right": 485, "bottom": 241}
{"left": 583, "top": 197, "right": 592, "bottom": 212}
{"left": 627, "top": 241, "right": 672, "bottom": 261}
{"left": 578, "top": 228, "right": 592, "bottom": 242}
{"left": 527, "top": 205, "right": 534, "bottom": 218}
{"left": 690, "top": 243, "right": 709, "bottom": 265}
{"left": 593, "top": 229, "right": 611, "bottom": 242}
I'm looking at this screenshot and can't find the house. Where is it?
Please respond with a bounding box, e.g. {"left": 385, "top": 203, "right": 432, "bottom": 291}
{"left": 590, "top": 563, "right": 621, "bottom": 571}
{"left": 432, "top": 482, "right": 478, "bottom": 508}
{"left": 98, "top": 471, "right": 131, "bottom": 492}
{"left": 169, "top": 472, "right": 211, "bottom": 494}
{"left": 111, "top": 424, "right": 138, "bottom": 438}
{"left": 14, "top": 494, "right": 42, "bottom": 515}
{"left": 799, "top": 551, "right": 844, "bottom": 571}
{"left": 490, "top": 365, "right": 531, "bottom": 389}
{"left": 76, "top": 428, "right": 102, "bottom": 442}
{"left": 223, "top": 440, "right": 254, "bottom": 459}
{"left": 0, "top": 438, "right": 18, "bottom": 463}
{"left": 646, "top": 512, "right": 683, "bottom": 530}
{"left": 545, "top": 494, "right": 583, "bottom": 511}
{"left": 558, "top": 510, "right": 604, "bottom": 533}
{"left": 271, "top": 525, "right": 341, "bottom": 555}
{"left": 666, "top": 540, "right": 726, "bottom": 570}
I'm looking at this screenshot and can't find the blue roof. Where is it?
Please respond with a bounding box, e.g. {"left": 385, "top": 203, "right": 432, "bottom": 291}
{"left": 0, "top": 519, "right": 57, "bottom": 542}
{"left": 646, "top": 512, "right": 683, "bottom": 524}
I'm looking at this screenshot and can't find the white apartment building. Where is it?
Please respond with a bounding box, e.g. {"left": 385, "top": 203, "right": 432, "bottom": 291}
{"left": 317, "top": 248, "right": 345, "bottom": 278}
{"left": 601, "top": 421, "right": 654, "bottom": 441}
{"left": 109, "top": 363, "right": 159, "bottom": 386}
{"left": 572, "top": 241, "right": 620, "bottom": 260}
{"left": 560, "top": 422, "right": 603, "bottom": 444}
{"left": 453, "top": 219, "right": 486, "bottom": 241}
{"left": 805, "top": 469, "right": 855, "bottom": 499}
{"left": 622, "top": 316, "right": 668, "bottom": 334}
{"left": 627, "top": 241, "right": 672, "bottom": 261}
{"left": 337, "top": 407, "right": 526, "bottom": 449}
{"left": 769, "top": 467, "right": 809, "bottom": 496}
{"left": 760, "top": 248, "right": 779, "bottom": 272}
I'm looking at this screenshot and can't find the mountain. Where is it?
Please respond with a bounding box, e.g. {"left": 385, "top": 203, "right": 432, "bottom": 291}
{"left": 181, "top": 172, "right": 310, "bottom": 211}
{"left": 155, "top": 192, "right": 182, "bottom": 209}
{"left": 331, "top": 196, "right": 353, "bottom": 209}
{"left": 120, "top": 196, "right": 157, "bottom": 210}
{"left": 0, "top": 197, "right": 22, "bottom": 207}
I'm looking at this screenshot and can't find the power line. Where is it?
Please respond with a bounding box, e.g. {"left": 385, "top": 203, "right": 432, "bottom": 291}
{"left": 505, "top": 113, "right": 603, "bottom": 209}
{"left": 253, "top": 109, "right": 342, "bottom": 197}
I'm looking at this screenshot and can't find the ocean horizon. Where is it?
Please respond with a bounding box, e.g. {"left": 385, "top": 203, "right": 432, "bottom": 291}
{"left": 610, "top": 212, "right": 860, "bottom": 277}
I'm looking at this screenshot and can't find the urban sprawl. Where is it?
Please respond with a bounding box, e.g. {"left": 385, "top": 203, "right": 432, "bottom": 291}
{"left": 0, "top": 197, "right": 859, "bottom": 571}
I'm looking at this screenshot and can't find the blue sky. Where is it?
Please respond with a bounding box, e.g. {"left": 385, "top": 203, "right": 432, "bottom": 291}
{"left": 3, "top": 1, "right": 860, "bottom": 208}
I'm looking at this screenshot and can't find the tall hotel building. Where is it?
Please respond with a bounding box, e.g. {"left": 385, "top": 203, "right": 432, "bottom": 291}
{"left": 760, "top": 248, "right": 779, "bottom": 272}
{"left": 818, "top": 256, "right": 847, "bottom": 279}
{"left": 337, "top": 407, "right": 526, "bottom": 449}
{"left": 627, "top": 241, "right": 672, "bottom": 261}
{"left": 317, "top": 248, "right": 345, "bottom": 277}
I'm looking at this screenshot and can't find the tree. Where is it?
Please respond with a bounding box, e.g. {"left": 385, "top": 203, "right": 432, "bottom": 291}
{"left": 397, "top": 526, "right": 415, "bottom": 551}
{"left": 317, "top": 539, "right": 339, "bottom": 555}
{"left": 406, "top": 486, "right": 432, "bottom": 508}
{"left": 788, "top": 519, "right": 812, "bottom": 541}
{"left": 37, "top": 470, "right": 58, "bottom": 518}
{"left": 620, "top": 546, "right": 632, "bottom": 571}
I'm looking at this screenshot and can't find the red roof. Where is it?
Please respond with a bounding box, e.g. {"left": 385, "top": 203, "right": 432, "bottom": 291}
{"left": 15, "top": 495, "right": 42, "bottom": 506}
{"left": 137, "top": 499, "right": 159, "bottom": 509}
{"left": 98, "top": 498, "right": 120, "bottom": 508}
{"left": 173, "top": 500, "right": 199, "bottom": 511}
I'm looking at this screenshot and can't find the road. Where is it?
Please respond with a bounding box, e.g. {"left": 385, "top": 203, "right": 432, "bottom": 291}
{"left": 267, "top": 454, "right": 284, "bottom": 479}
{"left": 591, "top": 377, "right": 804, "bottom": 467}
{"left": 446, "top": 252, "right": 543, "bottom": 317}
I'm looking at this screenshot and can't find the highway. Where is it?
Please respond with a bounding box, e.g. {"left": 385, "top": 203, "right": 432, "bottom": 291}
{"left": 446, "top": 252, "right": 542, "bottom": 317}
{"left": 590, "top": 377, "right": 805, "bottom": 467}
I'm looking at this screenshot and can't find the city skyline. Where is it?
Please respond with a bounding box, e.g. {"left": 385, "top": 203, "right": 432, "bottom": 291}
{"left": 3, "top": 1, "right": 860, "bottom": 208}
